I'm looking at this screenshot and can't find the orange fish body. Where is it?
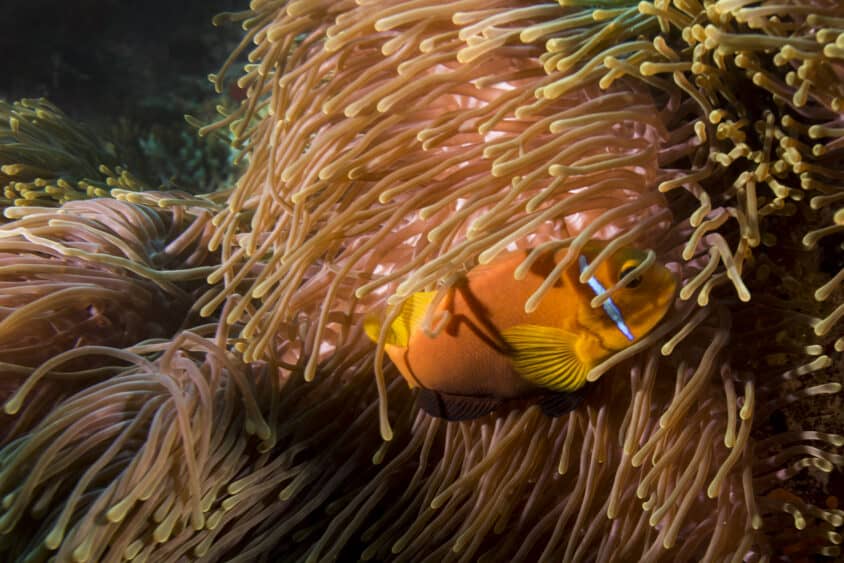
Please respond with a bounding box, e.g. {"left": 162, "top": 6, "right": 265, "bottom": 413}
{"left": 396, "top": 251, "right": 563, "bottom": 398}
{"left": 366, "top": 241, "right": 677, "bottom": 419}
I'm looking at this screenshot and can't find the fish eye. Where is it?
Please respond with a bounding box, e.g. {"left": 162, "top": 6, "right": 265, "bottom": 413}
{"left": 620, "top": 262, "right": 642, "bottom": 289}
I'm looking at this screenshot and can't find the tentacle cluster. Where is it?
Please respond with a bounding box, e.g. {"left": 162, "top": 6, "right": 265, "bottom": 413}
{"left": 0, "top": 193, "right": 218, "bottom": 443}
{"left": 0, "top": 99, "right": 150, "bottom": 207}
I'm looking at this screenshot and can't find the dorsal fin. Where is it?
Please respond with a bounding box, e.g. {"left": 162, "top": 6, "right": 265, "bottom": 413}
{"left": 364, "top": 291, "right": 437, "bottom": 347}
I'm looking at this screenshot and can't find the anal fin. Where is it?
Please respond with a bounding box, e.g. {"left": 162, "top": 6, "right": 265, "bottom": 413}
{"left": 416, "top": 388, "right": 502, "bottom": 421}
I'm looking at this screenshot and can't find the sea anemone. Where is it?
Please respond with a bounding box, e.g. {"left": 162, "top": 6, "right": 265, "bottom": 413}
{"left": 0, "top": 99, "right": 148, "bottom": 207}
{"left": 0, "top": 0, "right": 842, "bottom": 561}
{"left": 0, "top": 192, "right": 218, "bottom": 443}
{"left": 201, "top": 0, "right": 844, "bottom": 558}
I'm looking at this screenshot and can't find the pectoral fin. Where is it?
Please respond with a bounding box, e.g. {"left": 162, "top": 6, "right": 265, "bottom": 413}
{"left": 501, "top": 324, "right": 590, "bottom": 392}
{"left": 364, "top": 291, "right": 437, "bottom": 347}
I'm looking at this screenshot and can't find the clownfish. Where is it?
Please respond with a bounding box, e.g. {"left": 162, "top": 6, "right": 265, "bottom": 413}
{"left": 365, "top": 241, "right": 677, "bottom": 421}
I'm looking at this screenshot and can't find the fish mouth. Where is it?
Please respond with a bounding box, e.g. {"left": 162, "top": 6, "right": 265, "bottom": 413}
{"left": 649, "top": 271, "right": 678, "bottom": 321}
{"left": 658, "top": 267, "right": 679, "bottom": 303}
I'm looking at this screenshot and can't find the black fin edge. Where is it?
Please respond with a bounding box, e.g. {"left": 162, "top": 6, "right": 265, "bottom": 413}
{"left": 416, "top": 388, "right": 503, "bottom": 421}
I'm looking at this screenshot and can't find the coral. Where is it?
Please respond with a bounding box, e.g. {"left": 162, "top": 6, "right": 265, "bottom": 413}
{"left": 0, "top": 0, "right": 841, "bottom": 562}
{"left": 136, "top": 126, "right": 241, "bottom": 193}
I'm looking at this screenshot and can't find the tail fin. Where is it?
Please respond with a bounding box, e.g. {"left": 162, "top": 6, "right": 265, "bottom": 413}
{"left": 363, "top": 314, "right": 382, "bottom": 343}
{"left": 363, "top": 291, "right": 436, "bottom": 347}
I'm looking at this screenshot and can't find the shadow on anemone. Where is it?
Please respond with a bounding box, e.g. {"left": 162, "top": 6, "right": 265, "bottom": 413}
{"left": 0, "top": 0, "right": 842, "bottom": 562}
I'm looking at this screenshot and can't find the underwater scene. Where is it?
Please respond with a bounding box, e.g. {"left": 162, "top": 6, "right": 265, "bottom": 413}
{"left": 0, "top": 0, "right": 842, "bottom": 561}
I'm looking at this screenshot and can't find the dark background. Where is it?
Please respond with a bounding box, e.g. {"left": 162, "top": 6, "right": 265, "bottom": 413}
{"left": 1, "top": 0, "right": 242, "bottom": 121}
{"left": 0, "top": 0, "right": 246, "bottom": 190}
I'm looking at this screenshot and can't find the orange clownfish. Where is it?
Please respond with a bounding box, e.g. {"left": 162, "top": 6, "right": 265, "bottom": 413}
{"left": 365, "top": 241, "right": 677, "bottom": 420}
